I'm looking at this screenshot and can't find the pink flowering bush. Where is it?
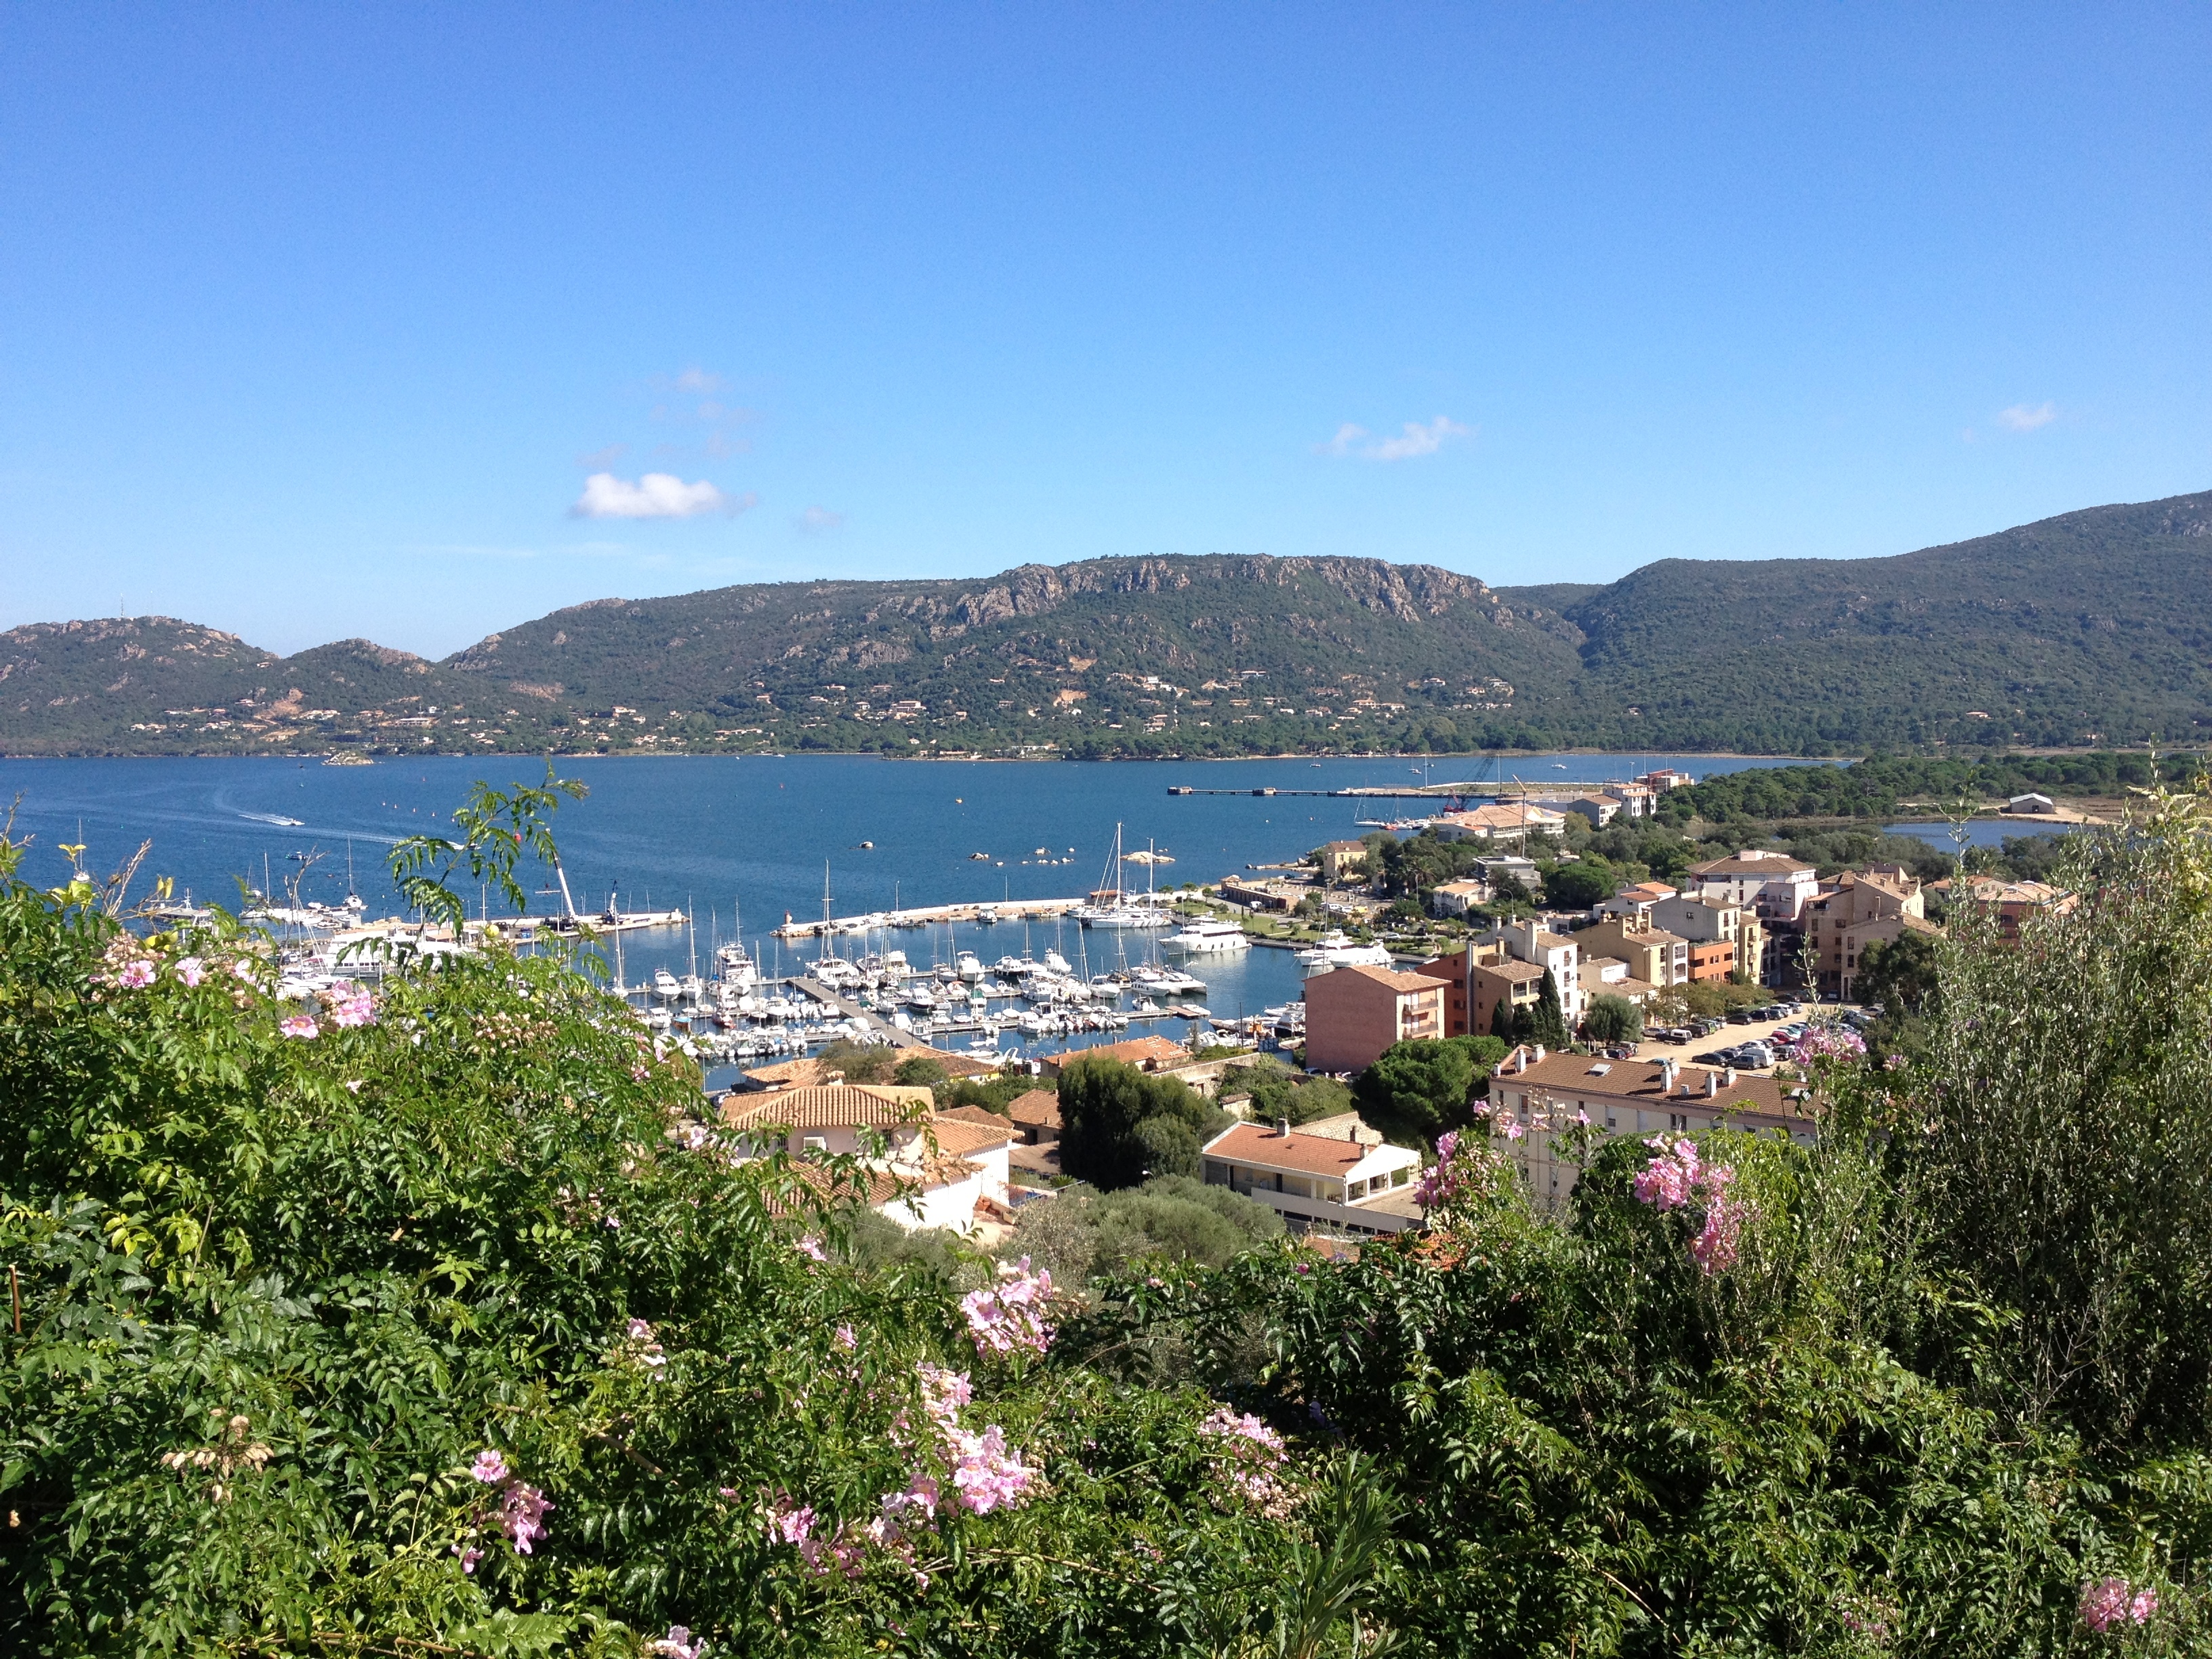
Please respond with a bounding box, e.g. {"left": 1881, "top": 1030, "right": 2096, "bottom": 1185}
{"left": 960, "top": 1255, "right": 1055, "bottom": 1358}
{"left": 277, "top": 1012, "right": 319, "bottom": 1040}
{"left": 2079, "top": 1576, "right": 2160, "bottom": 1633}
{"left": 1633, "top": 1135, "right": 1746, "bottom": 1277}
{"left": 324, "top": 981, "right": 377, "bottom": 1027}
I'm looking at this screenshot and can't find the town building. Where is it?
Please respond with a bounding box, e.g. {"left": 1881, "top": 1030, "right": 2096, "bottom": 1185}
{"left": 1425, "top": 802, "right": 1568, "bottom": 844}
{"left": 1427, "top": 878, "right": 1490, "bottom": 918}
{"left": 1485, "top": 1045, "right": 1813, "bottom": 1206}
{"left": 1574, "top": 916, "right": 1690, "bottom": 989}
{"left": 720, "top": 1085, "right": 1018, "bottom": 1231}
{"left": 1303, "top": 962, "right": 1446, "bottom": 1071}
{"left": 2006, "top": 792, "right": 2057, "bottom": 815}
{"left": 1201, "top": 1117, "right": 1427, "bottom": 1236}
{"left": 1942, "top": 876, "right": 2075, "bottom": 943}
{"left": 1597, "top": 880, "right": 1679, "bottom": 922}
{"left": 1683, "top": 850, "right": 1820, "bottom": 921}
{"left": 1580, "top": 954, "right": 1662, "bottom": 1006}
{"left": 1649, "top": 893, "right": 1762, "bottom": 983}
{"left": 1801, "top": 869, "right": 1940, "bottom": 998}
{"left": 1218, "top": 874, "right": 1307, "bottom": 912}
{"left": 1317, "top": 839, "right": 1372, "bottom": 884}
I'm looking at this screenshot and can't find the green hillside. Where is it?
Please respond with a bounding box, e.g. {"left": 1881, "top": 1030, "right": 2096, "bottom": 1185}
{"left": 3, "top": 489, "right": 2209, "bottom": 758}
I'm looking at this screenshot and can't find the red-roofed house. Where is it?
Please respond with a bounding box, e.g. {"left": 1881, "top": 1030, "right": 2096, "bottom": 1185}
{"left": 1201, "top": 1118, "right": 1426, "bottom": 1236}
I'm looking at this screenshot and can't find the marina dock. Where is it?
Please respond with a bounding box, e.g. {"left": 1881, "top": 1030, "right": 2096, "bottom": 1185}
{"left": 771, "top": 896, "right": 1084, "bottom": 940}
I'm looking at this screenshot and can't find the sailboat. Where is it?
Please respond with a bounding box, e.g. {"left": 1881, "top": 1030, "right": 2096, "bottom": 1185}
{"left": 1073, "top": 823, "right": 1174, "bottom": 929}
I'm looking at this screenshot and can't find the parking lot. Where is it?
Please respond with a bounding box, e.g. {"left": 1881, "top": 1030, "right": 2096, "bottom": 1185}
{"left": 1626, "top": 1002, "right": 1871, "bottom": 1075}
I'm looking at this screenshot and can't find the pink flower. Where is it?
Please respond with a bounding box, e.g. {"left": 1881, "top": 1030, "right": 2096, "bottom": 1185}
{"left": 649, "top": 1626, "right": 705, "bottom": 1659}
{"left": 794, "top": 1235, "right": 826, "bottom": 1262}
{"left": 470, "top": 1450, "right": 510, "bottom": 1486}
{"left": 327, "top": 987, "right": 377, "bottom": 1028}
{"left": 834, "top": 1323, "right": 857, "bottom": 1351}
{"left": 174, "top": 956, "right": 206, "bottom": 987}
{"left": 499, "top": 1481, "right": 552, "bottom": 1553}
{"left": 2076, "top": 1576, "right": 2158, "bottom": 1632}
{"left": 452, "top": 1544, "right": 483, "bottom": 1574}
{"left": 1500, "top": 1120, "right": 1525, "bottom": 1141}
{"left": 769, "top": 1497, "right": 817, "bottom": 1545}
{"left": 916, "top": 1362, "right": 972, "bottom": 1430}
{"left": 1689, "top": 1194, "right": 1747, "bottom": 1274}
{"left": 960, "top": 1257, "right": 1054, "bottom": 1357}
{"left": 627, "top": 1317, "right": 655, "bottom": 1342}
{"left": 949, "top": 1424, "right": 1036, "bottom": 1514}
{"left": 230, "top": 958, "right": 257, "bottom": 983}
{"left": 116, "top": 958, "right": 156, "bottom": 989}
{"left": 279, "top": 1014, "right": 319, "bottom": 1040}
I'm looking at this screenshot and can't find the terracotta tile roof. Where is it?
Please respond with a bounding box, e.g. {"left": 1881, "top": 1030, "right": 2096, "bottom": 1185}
{"left": 741, "top": 1055, "right": 841, "bottom": 1090}
{"left": 1204, "top": 1122, "right": 1412, "bottom": 1179}
{"left": 1491, "top": 1050, "right": 1794, "bottom": 1118}
{"left": 926, "top": 1114, "right": 1017, "bottom": 1155}
{"left": 907, "top": 1047, "right": 1005, "bottom": 1079}
{"left": 1689, "top": 853, "right": 1816, "bottom": 878}
{"left": 1473, "top": 960, "right": 1546, "bottom": 983}
{"left": 1006, "top": 1088, "right": 1061, "bottom": 1128}
{"left": 1323, "top": 964, "right": 1439, "bottom": 994}
{"left": 720, "top": 1084, "right": 935, "bottom": 1130}
{"left": 786, "top": 1152, "right": 983, "bottom": 1210}
{"left": 938, "top": 1103, "right": 1016, "bottom": 1131}
{"left": 1057, "top": 1034, "right": 1189, "bottom": 1071}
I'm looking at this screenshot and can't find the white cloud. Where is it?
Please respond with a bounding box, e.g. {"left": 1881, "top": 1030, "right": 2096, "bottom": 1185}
{"left": 570, "top": 472, "right": 756, "bottom": 520}
{"left": 576, "top": 441, "right": 628, "bottom": 468}
{"left": 674, "top": 367, "right": 725, "bottom": 394}
{"left": 1996, "top": 401, "right": 2057, "bottom": 432}
{"left": 1317, "top": 415, "right": 1471, "bottom": 462}
{"left": 796, "top": 506, "right": 846, "bottom": 534}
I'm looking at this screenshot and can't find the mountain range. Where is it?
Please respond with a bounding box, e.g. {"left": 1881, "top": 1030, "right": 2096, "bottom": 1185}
{"left": 5, "top": 489, "right": 2209, "bottom": 760}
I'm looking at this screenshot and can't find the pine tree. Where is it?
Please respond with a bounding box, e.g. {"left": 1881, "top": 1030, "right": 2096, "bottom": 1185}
{"left": 1492, "top": 996, "right": 1517, "bottom": 1041}
{"left": 1534, "top": 968, "right": 1570, "bottom": 1047}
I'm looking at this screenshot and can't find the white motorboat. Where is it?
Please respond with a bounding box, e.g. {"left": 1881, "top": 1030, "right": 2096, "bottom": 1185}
{"left": 1294, "top": 930, "right": 1395, "bottom": 970}
{"left": 1161, "top": 918, "right": 1250, "bottom": 956}
{"left": 955, "top": 951, "right": 985, "bottom": 979}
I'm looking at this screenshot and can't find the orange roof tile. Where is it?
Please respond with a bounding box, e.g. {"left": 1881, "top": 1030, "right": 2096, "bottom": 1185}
{"left": 721, "top": 1084, "right": 935, "bottom": 1131}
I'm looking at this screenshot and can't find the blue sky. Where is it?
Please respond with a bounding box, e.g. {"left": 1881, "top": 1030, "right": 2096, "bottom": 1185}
{"left": 3, "top": 4, "right": 2208, "bottom": 658}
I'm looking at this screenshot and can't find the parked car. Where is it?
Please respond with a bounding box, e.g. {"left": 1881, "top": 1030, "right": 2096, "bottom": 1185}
{"left": 1694, "top": 1050, "right": 1732, "bottom": 1067}
{"left": 1737, "top": 1043, "right": 1775, "bottom": 1068}
{"left": 1727, "top": 1009, "right": 1757, "bottom": 1025}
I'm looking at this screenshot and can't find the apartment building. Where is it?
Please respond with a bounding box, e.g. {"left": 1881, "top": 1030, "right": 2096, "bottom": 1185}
{"left": 1649, "top": 893, "right": 1763, "bottom": 983}
{"left": 1486, "top": 1045, "right": 1812, "bottom": 1205}
{"left": 1201, "top": 1117, "right": 1427, "bottom": 1236}
{"left": 1801, "top": 869, "right": 1940, "bottom": 997}
{"left": 1574, "top": 916, "right": 1690, "bottom": 988}
{"left": 1683, "top": 850, "right": 1820, "bottom": 921}
{"left": 1303, "top": 962, "right": 1446, "bottom": 1072}
{"left": 1412, "top": 941, "right": 1546, "bottom": 1038}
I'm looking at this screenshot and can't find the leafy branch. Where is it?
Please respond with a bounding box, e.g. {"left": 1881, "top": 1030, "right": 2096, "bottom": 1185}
{"left": 386, "top": 766, "right": 587, "bottom": 931}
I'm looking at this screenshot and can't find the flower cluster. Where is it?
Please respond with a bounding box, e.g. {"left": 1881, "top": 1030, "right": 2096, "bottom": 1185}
{"left": 158, "top": 1412, "right": 272, "bottom": 1504}
{"left": 2079, "top": 1576, "right": 2159, "bottom": 1633}
{"left": 765, "top": 1360, "right": 1036, "bottom": 1586}
{"left": 466, "top": 1448, "right": 552, "bottom": 1559}
{"left": 649, "top": 1629, "right": 706, "bottom": 1659}
{"left": 1415, "top": 1129, "right": 1497, "bottom": 1211}
{"left": 960, "top": 1256, "right": 1054, "bottom": 1358}
{"left": 93, "top": 937, "right": 159, "bottom": 991}
{"left": 325, "top": 981, "right": 377, "bottom": 1028}
{"left": 1634, "top": 1136, "right": 1745, "bottom": 1277}
{"left": 1788, "top": 1024, "right": 1867, "bottom": 1063}
{"left": 1198, "top": 1407, "right": 1292, "bottom": 1516}
{"left": 279, "top": 1013, "right": 319, "bottom": 1040}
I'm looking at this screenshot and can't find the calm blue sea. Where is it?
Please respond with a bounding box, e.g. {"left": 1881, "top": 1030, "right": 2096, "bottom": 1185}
{"left": 2, "top": 752, "right": 1814, "bottom": 1078}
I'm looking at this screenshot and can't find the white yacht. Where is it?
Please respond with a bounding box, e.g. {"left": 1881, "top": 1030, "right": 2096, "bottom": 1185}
{"left": 1161, "top": 917, "right": 1250, "bottom": 956}
{"left": 1294, "top": 930, "right": 1396, "bottom": 970}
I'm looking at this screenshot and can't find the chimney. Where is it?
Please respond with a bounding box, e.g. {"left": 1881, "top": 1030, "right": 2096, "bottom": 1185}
{"left": 1534, "top": 1044, "right": 1547, "bottom": 1063}
{"left": 1658, "top": 1057, "right": 1677, "bottom": 1087}
{"left": 1724, "top": 1066, "right": 1738, "bottom": 1088}
{"left": 1277, "top": 1117, "right": 1292, "bottom": 1138}
{"left": 1704, "top": 1071, "right": 1718, "bottom": 1097}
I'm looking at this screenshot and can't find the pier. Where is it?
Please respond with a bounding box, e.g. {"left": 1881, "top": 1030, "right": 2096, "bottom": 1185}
{"left": 771, "top": 895, "right": 1084, "bottom": 940}
{"left": 1166, "top": 783, "right": 1508, "bottom": 800}
{"left": 788, "top": 975, "right": 938, "bottom": 1051}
